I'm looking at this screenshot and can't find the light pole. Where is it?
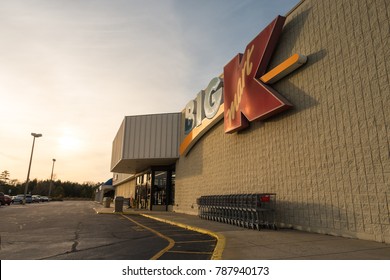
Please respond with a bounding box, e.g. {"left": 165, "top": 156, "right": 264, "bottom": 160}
{"left": 23, "top": 133, "right": 42, "bottom": 204}
{"left": 48, "top": 158, "right": 56, "bottom": 197}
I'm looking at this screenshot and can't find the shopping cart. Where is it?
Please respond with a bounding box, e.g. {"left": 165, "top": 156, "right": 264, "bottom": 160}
{"left": 254, "top": 193, "right": 277, "bottom": 230}
{"left": 197, "top": 193, "right": 277, "bottom": 230}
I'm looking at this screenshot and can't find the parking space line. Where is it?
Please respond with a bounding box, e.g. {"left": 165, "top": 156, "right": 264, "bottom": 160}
{"left": 175, "top": 240, "right": 215, "bottom": 244}
{"left": 141, "top": 214, "right": 225, "bottom": 260}
{"left": 167, "top": 251, "right": 213, "bottom": 255}
{"left": 120, "top": 214, "right": 175, "bottom": 260}
{"left": 165, "top": 233, "right": 206, "bottom": 237}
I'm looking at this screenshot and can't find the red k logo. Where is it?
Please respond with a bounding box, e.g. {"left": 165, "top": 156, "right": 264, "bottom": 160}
{"left": 223, "top": 16, "right": 293, "bottom": 133}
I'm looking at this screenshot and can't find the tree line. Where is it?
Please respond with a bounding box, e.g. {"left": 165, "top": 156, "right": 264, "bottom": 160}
{"left": 0, "top": 170, "right": 100, "bottom": 200}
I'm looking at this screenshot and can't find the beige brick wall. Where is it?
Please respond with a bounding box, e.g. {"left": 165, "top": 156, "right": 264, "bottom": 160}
{"left": 115, "top": 178, "right": 136, "bottom": 199}
{"left": 175, "top": 0, "right": 390, "bottom": 243}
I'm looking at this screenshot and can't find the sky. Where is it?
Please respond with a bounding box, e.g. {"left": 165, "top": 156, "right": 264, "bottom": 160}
{"left": 0, "top": 0, "right": 300, "bottom": 184}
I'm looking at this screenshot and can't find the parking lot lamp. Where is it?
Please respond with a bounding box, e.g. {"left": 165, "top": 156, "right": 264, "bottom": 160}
{"left": 48, "top": 158, "right": 56, "bottom": 197}
{"left": 23, "top": 133, "right": 42, "bottom": 204}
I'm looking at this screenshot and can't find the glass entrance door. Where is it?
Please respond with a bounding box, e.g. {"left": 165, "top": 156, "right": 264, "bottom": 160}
{"left": 151, "top": 169, "right": 174, "bottom": 211}
{"left": 135, "top": 172, "right": 151, "bottom": 209}
{"left": 152, "top": 171, "right": 167, "bottom": 210}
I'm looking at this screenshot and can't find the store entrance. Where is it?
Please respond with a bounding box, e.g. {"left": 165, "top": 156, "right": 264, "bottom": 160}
{"left": 151, "top": 169, "right": 175, "bottom": 211}
{"left": 135, "top": 173, "right": 151, "bottom": 210}
{"left": 135, "top": 166, "right": 175, "bottom": 211}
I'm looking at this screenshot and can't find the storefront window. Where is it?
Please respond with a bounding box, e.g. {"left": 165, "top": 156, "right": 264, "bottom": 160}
{"left": 135, "top": 172, "right": 151, "bottom": 209}
{"left": 170, "top": 172, "right": 175, "bottom": 205}
{"left": 153, "top": 171, "right": 167, "bottom": 206}
{"left": 134, "top": 167, "right": 175, "bottom": 211}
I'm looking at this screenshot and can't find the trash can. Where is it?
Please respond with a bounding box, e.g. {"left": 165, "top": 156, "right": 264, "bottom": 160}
{"left": 114, "top": 196, "right": 124, "bottom": 212}
{"left": 103, "top": 197, "right": 111, "bottom": 208}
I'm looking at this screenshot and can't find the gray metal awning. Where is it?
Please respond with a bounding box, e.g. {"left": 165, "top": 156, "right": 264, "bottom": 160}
{"left": 111, "top": 113, "right": 181, "bottom": 174}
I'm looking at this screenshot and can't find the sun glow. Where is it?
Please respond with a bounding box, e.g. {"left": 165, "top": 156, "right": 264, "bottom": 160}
{"left": 59, "top": 136, "right": 80, "bottom": 150}
{"left": 58, "top": 130, "right": 82, "bottom": 152}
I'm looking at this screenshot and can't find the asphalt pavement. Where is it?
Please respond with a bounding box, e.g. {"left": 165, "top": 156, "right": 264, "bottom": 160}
{"left": 95, "top": 203, "right": 390, "bottom": 260}
{"left": 0, "top": 201, "right": 168, "bottom": 260}
{"left": 0, "top": 201, "right": 216, "bottom": 260}
{"left": 2, "top": 201, "right": 389, "bottom": 260}
{"left": 124, "top": 214, "right": 216, "bottom": 260}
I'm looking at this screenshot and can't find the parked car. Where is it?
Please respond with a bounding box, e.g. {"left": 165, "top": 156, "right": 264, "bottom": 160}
{"left": 0, "top": 192, "right": 12, "bottom": 205}
{"left": 40, "top": 196, "right": 49, "bottom": 202}
{"left": 0, "top": 192, "right": 4, "bottom": 205}
{"left": 12, "top": 194, "right": 33, "bottom": 204}
{"left": 12, "top": 195, "right": 22, "bottom": 204}
{"left": 32, "top": 195, "right": 41, "bottom": 203}
{"left": 25, "top": 194, "right": 33, "bottom": 203}
{"left": 3, "top": 195, "right": 12, "bottom": 205}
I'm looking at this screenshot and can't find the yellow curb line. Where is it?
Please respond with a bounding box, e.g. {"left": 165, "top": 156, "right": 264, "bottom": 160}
{"left": 141, "top": 213, "right": 225, "bottom": 260}
{"left": 121, "top": 214, "right": 175, "bottom": 260}
{"left": 93, "top": 208, "right": 225, "bottom": 259}
{"left": 93, "top": 208, "right": 123, "bottom": 215}
{"left": 93, "top": 208, "right": 175, "bottom": 260}
{"left": 93, "top": 208, "right": 138, "bottom": 215}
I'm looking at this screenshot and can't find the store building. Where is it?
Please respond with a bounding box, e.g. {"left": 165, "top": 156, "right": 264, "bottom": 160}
{"left": 111, "top": 113, "right": 180, "bottom": 211}
{"left": 94, "top": 178, "right": 114, "bottom": 203}
{"left": 111, "top": 0, "right": 390, "bottom": 243}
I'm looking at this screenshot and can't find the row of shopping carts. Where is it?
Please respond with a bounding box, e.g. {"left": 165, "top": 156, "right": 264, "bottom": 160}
{"left": 197, "top": 193, "right": 277, "bottom": 230}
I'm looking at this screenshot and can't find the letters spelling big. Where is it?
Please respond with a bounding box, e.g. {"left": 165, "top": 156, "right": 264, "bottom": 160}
{"left": 184, "top": 15, "right": 295, "bottom": 137}
{"left": 184, "top": 77, "right": 223, "bottom": 135}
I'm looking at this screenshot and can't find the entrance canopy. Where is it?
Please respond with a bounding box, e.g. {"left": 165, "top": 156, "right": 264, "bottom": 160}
{"left": 111, "top": 113, "right": 182, "bottom": 174}
{"left": 95, "top": 178, "right": 114, "bottom": 203}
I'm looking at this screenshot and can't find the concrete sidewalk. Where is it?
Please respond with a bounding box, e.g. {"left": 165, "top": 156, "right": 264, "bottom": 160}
{"left": 94, "top": 205, "right": 390, "bottom": 260}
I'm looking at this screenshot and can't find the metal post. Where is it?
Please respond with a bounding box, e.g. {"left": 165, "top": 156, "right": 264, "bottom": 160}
{"left": 48, "top": 159, "right": 56, "bottom": 197}
{"left": 23, "top": 133, "right": 42, "bottom": 204}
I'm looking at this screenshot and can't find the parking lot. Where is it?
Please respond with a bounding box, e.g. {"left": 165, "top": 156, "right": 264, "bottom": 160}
{"left": 0, "top": 201, "right": 216, "bottom": 260}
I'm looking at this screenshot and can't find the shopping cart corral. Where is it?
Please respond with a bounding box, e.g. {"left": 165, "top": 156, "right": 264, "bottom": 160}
{"left": 197, "top": 193, "right": 277, "bottom": 230}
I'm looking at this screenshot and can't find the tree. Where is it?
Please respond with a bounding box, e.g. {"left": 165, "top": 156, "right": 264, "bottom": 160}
{"left": 26, "top": 179, "right": 38, "bottom": 194}
{"left": 9, "top": 179, "right": 19, "bottom": 186}
{"left": 32, "top": 180, "right": 50, "bottom": 196}
{"left": 0, "top": 170, "right": 10, "bottom": 184}
{"left": 51, "top": 184, "right": 64, "bottom": 198}
{"left": 0, "top": 176, "right": 98, "bottom": 199}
